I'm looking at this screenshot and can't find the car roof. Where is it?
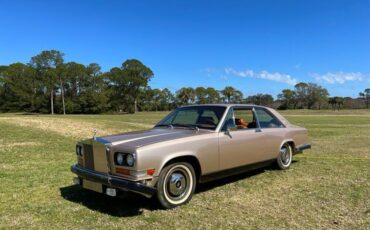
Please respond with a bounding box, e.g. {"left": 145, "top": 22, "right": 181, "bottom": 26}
{"left": 180, "top": 104, "right": 270, "bottom": 109}
{"left": 170, "top": 104, "right": 295, "bottom": 130}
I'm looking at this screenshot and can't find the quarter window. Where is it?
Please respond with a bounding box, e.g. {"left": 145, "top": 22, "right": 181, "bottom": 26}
{"left": 255, "top": 108, "right": 284, "bottom": 128}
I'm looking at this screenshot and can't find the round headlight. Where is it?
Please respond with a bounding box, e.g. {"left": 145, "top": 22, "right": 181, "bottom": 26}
{"left": 126, "top": 153, "right": 135, "bottom": 166}
{"left": 116, "top": 153, "right": 124, "bottom": 165}
{"left": 75, "top": 145, "right": 80, "bottom": 155}
{"left": 76, "top": 145, "right": 82, "bottom": 156}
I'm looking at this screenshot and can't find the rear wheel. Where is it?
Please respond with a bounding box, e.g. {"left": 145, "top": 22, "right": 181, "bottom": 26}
{"left": 156, "top": 162, "right": 196, "bottom": 209}
{"left": 276, "top": 143, "right": 292, "bottom": 169}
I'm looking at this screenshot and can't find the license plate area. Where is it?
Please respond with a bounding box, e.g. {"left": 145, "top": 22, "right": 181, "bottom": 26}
{"left": 83, "top": 179, "right": 103, "bottom": 193}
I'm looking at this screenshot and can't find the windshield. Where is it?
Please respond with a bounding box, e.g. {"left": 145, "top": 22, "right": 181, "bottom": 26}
{"left": 155, "top": 106, "right": 227, "bottom": 130}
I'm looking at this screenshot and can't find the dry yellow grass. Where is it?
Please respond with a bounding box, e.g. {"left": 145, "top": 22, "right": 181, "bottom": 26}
{"left": 0, "top": 117, "right": 121, "bottom": 139}
{"left": 0, "top": 117, "right": 154, "bottom": 140}
{"left": 0, "top": 141, "right": 41, "bottom": 148}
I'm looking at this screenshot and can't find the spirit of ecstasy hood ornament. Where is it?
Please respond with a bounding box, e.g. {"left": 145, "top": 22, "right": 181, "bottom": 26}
{"left": 93, "top": 129, "right": 98, "bottom": 140}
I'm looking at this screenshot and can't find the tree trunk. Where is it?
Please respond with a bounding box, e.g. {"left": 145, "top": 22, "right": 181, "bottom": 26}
{"left": 134, "top": 99, "right": 138, "bottom": 113}
{"left": 60, "top": 77, "right": 66, "bottom": 115}
{"left": 31, "top": 80, "right": 36, "bottom": 112}
{"left": 50, "top": 89, "right": 54, "bottom": 115}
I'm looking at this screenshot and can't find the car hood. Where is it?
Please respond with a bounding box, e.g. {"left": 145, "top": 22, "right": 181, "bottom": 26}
{"left": 97, "top": 128, "right": 211, "bottom": 148}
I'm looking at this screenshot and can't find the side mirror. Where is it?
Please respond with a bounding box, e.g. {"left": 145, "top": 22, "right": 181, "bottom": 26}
{"left": 224, "top": 127, "right": 236, "bottom": 138}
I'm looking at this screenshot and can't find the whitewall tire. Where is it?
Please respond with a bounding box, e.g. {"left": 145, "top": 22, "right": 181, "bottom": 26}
{"left": 156, "top": 162, "right": 196, "bottom": 209}
{"left": 277, "top": 143, "right": 292, "bottom": 170}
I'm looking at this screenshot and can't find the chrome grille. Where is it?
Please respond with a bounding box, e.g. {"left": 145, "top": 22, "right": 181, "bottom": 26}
{"left": 83, "top": 144, "right": 94, "bottom": 170}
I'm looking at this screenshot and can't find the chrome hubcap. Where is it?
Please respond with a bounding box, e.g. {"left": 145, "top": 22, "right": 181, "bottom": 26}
{"left": 168, "top": 172, "right": 187, "bottom": 197}
{"left": 280, "top": 147, "right": 290, "bottom": 165}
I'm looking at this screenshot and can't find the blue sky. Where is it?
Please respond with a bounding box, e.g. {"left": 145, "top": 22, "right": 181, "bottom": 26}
{"left": 1, "top": 0, "right": 369, "bottom": 98}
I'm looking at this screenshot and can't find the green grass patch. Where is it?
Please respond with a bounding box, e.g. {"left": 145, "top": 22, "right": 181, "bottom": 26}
{"left": 0, "top": 110, "right": 369, "bottom": 229}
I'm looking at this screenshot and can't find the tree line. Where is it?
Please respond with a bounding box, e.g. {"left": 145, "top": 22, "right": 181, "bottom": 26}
{"left": 0, "top": 50, "right": 369, "bottom": 114}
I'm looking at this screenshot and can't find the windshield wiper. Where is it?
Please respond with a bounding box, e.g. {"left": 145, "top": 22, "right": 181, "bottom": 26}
{"left": 172, "top": 123, "right": 199, "bottom": 131}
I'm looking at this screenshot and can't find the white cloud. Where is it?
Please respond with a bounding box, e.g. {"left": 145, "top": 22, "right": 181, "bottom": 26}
{"left": 202, "top": 67, "right": 216, "bottom": 77}
{"left": 225, "top": 68, "right": 298, "bottom": 85}
{"left": 313, "top": 72, "right": 366, "bottom": 84}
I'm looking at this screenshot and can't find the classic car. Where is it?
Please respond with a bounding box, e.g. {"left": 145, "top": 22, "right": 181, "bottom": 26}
{"left": 71, "top": 104, "right": 310, "bottom": 209}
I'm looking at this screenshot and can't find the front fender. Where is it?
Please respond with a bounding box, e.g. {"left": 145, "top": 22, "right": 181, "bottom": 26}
{"left": 156, "top": 151, "right": 199, "bottom": 177}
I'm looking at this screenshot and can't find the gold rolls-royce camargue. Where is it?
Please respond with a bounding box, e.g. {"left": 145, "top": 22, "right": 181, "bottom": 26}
{"left": 71, "top": 104, "right": 310, "bottom": 209}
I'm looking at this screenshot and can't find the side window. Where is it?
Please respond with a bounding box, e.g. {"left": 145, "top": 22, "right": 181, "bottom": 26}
{"left": 234, "top": 108, "right": 256, "bottom": 129}
{"left": 222, "top": 107, "right": 257, "bottom": 131}
{"left": 255, "top": 108, "right": 284, "bottom": 128}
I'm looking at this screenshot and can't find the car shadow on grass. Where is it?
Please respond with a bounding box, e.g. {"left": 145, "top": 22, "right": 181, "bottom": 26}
{"left": 60, "top": 160, "right": 299, "bottom": 216}
{"left": 197, "top": 160, "right": 298, "bottom": 193}
{"left": 60, "top": 185, "right": 160, "bottom": 217}
{"left": 196, "top": 168, "right": 268, "bottom": 194}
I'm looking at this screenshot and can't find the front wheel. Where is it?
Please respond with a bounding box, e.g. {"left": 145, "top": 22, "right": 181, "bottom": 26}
{"left": 156, "top": 162, "right": 196, "bottom": 209}
{"left": 276, "top": 143, "right": 292, "bottom": 170}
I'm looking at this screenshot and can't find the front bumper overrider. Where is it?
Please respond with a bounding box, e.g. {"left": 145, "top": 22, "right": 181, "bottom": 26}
{"left": 71, "top": 164, "right": 156, "bottom": 198}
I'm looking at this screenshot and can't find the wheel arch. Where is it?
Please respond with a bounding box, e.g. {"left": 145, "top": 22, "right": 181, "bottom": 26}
{"left": 158, "top": 154, "right": 202, "bottom": 183}
{"left": 280, "top": 139, "right": 295, "bottom": 153}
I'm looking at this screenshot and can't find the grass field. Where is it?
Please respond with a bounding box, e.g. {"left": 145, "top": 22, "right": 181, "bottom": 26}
{"left": 0, "top": 110, "right": 369, "bottom": 229}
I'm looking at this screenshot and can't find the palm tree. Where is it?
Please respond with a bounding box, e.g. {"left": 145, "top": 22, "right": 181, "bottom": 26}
{"left": 329, "top": 97, "right": 344, "bottom": 110}
{"left": 195, "top": 87, "right": 207, "bottom": 104}
{"left": 359, "top": 88, "right": 370, "bottom": 109}
{"left": 336, "top": 97, "right": 344, "bottom": 110}
{"left": 221, "top": 86, "right": 236, "bottom": 103}
{"left": 205, "top": 87, "right": 220, "bottom": 103}
{"left": 176, "top": 87, "right": 195, "bottom": 105}
{"left": 233, "top": 90, "right": 244, "bottom": 103}
{"left": 328, "top": 97, "right": 336, "bottom": 110}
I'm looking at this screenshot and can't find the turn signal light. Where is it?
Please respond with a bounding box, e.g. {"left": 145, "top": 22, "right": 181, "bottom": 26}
{"left": 116, "top": 168, "right": 129, "bottom": 175}
{"left": 116, "top": 168, "right": 155, "bottom": 177}
{"left": 147, "top": 169, "right": 155, "bottom": 176}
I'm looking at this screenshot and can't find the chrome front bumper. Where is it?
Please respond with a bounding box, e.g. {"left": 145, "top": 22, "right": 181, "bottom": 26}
{"left": 71, "top": 164, "right": 156, "bottom": 198}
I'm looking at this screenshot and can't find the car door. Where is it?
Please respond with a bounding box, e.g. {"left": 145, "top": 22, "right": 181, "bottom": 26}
{"left": 253, "top": 107, "right": 286, "bottom": 159}
{"left": 218, "top": 106, "right": 268, "bottom": 170}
